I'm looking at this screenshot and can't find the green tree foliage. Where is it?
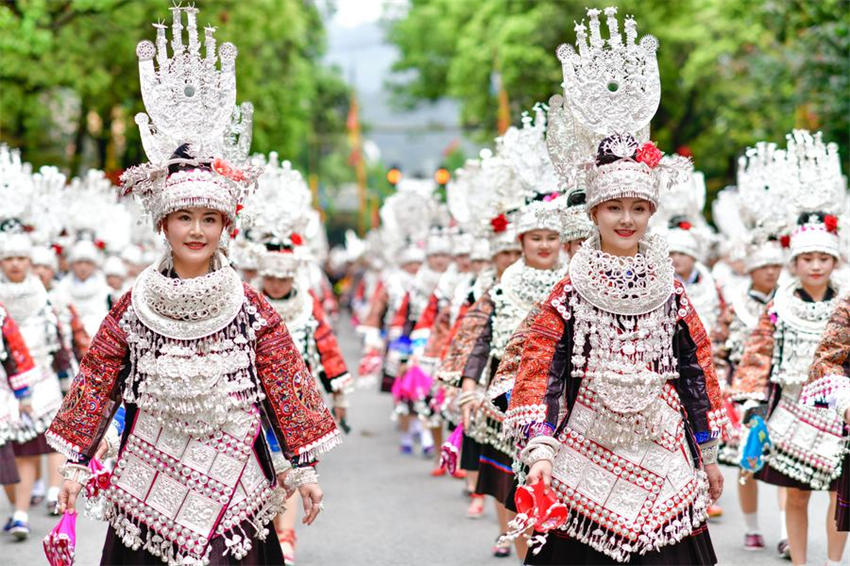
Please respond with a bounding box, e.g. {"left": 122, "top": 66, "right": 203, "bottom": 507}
{"left": 0, "top": 0, "right": 352, "bottom": 183}
{"left": 387, "top": 0, "right": 850, "bottom": 193}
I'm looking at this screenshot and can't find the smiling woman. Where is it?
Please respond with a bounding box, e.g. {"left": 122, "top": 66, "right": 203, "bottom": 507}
{"left": 45, "top": 6, "right": 341, "bottom": 566}
{"left": 162, "top": 207, "right": 225, "bottom": 279}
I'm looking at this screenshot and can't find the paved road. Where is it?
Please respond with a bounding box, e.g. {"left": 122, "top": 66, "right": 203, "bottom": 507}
{"left": 2, "top": 320, "right": 840, "bottom": 565}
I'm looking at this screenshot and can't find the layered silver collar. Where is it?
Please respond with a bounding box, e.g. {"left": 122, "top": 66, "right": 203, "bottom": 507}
{"left": 569, "top": 232, "right": 674, "bottom": 316}
{"left": 131, "top": 252, "right": 244, "bottom": 340}
{"left": 499, "top": 258, "right": 567, "bottom": 312}
{"left": 0, "top": 274, "right": 49, "bottom": 322}
{"left": 266, "top": 285, "right": 313, "bottom": 328}
{"left": 772, "top": 279, "right": 838, "bottom": 332}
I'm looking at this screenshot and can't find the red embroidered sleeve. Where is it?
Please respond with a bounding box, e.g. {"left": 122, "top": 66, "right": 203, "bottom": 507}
{"left": 503, "top": 279, "right": 569, "bottom": 442}
{"left": 311, "top": 296, "right": 350, "bottom": 391}
{"left": 249, "top": 287, "right": 340, "bottom": 464}
{"left": 387, "top": 293, "right": 410, "bottom": 341}
{"left": 68, "top": 304, "right": 91, "bottom": 359}
{"left": 411, "top": 293, "right": 439, "bottom": 343}
{"left": 361, "top": 281, "right": 387, "bottom": 330}
{"left": 675, "top": 281, "right": 728, "bottom": 438}
{"left": 809, "top": 296, "right": 850, "bottom": 382}
{"left": 438, "top": 303, "right": 471, "bottom": 360}
{"left": 435, "top": 296, "right": 494, "bottom": 388}
{"left": 1, "top": 303, "right": 37, "bottom": 393}
{"left": 487, "top": 301, "right": 543, "bottom": 401}
{"left": 731, "top": 301, "right": 776, "bottom": 401}
{"left": 46, "top": 293, "right": 131, "bottom": 461}
{"left": 422, "top": 305, "right": 452, "bottom": 362}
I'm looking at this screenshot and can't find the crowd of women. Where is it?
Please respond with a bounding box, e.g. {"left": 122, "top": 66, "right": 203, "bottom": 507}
{"left": 0, "top": 3, "right": 847, "bottom": 566}
{"left": 348, "top": 6, "right": 850, "bottom": 566}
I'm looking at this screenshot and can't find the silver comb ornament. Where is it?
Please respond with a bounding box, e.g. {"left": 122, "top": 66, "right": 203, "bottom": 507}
{"left": 557, "top": 7, "right": 660, "bottom": 139}
{"left": 134, "top": 5, "right": 249, "bottom": 165}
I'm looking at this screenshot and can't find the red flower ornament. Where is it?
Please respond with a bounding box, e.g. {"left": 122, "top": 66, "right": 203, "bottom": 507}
{"left": 213, "top": 158, "right": 246, "bottom": 182}
{"left": 825, "top": 215, "right": 839, "bottom": 233}
{"left": 635, "top": 142, "right": 663, "bottom": 169}
{"left": 290, "top": 233, "right": 303, "bottom": 246}
{"left": 94, "top": 239, "right": 106, "bottom": 250}
{"left": 230, "top": 228, "right": 239, "bottom": 239}
{"left": 779, "top": 234, "right": 791, "bottom": 249}
{"left": 490, "top": 214, "right": 509, "bottom": 233}
{"left": 678, "top": 221, "right": 692, "bottom": 231}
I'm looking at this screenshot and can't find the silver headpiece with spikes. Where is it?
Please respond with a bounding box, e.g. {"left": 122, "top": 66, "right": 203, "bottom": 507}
{"left": 121, "top": 5, "right": 260, "bottom": 230}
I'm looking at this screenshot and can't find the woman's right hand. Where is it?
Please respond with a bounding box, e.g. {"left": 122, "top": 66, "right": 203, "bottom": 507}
{"left": 58, "top": 479, "right": 84, "bottom": 514}
{"left": 526, "top": 459, "right": 553, "bottom": 489}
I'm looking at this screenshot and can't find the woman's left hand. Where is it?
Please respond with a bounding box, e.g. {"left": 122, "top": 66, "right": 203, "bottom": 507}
{"left": 298, "top": 483, "right": 324, "bottom": 525}
{"left": 704, "top": 463, "right": 724, "bottom": 501}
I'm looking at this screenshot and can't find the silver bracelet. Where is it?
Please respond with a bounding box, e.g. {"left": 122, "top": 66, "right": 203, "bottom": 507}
{"left": 283, "top": 466, "right": 319, "bottom": 490}
{"left": 60, "top": 462, "right": 92, "bottom": 485}
{"left": 457, "top": 390, "right": 481, "bottom": 407}
{"left": 519, "top": 435, "right": 560, "bottom": 467}
{"left": 103, "top": 425, "right": 120, "bottom": 460}
{"left": 700, "top": 443, "right": 719, "bottom": 466}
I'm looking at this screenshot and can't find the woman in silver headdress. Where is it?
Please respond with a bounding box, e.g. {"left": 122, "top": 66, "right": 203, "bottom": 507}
{"left": 48, "top": 7, "right": 339, "bottom": 565}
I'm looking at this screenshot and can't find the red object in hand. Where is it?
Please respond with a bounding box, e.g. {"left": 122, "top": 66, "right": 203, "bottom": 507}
{"left": 514, "top": 480, "right": 568, "bottom": 533}
{"left": 825, "top": 214, "right": 839, "bottom": 233}
{"left": 635, "top": 141, "right": 663, "bottom": 168}
{"left": 491, "top": 214, "right": 509, "bottom": 233}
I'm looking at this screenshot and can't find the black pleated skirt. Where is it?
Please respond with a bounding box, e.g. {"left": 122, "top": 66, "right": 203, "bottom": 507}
{"left": 525, "top": 522, "right": 717, "bottom": 565}
{"left": 836, "top": 453, "right": 850, "bottom": 531}
{"left": 13, "top": 433, "right": 53, "bottom": 456}
{"left": 475, "top": 443, "right": 514, "bottom": 504}
{"left": 100, "top": 521, "right": 284, "bottom": 566}
{"left": 0, "top": 442, "right": 20, "bottom": 484}
{"left": 460, "top": 433, "right": 481, "bottom": 471}
{"left": 755, "top": 464, "right": 839, "bottom": 491}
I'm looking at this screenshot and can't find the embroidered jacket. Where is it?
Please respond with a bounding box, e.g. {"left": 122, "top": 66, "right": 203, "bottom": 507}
{"left": 47, "top": 284, "right": 339, "bottom": 466}
{"left": 0, "top": 303, "right": 37, "bottom": 445}
{"left": 505, "top": 277, "right": 726, "bottom": 449}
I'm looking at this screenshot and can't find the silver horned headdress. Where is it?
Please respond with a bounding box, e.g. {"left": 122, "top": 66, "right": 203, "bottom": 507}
{"left": 783, "top": 130, "right": 844, "bottom": 260}
{"left": 121, "top": 5, "right": 260, "bottom": 230}
{"left": 549, "top": 7, "right": 688, "bottom": 213}
{"left": 557, "top": 7, "right": 659, "bottom": 140}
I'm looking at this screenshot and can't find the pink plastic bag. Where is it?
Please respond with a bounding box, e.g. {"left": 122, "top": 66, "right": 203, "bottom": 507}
{"left": 440, "top": 424, "right": 464, "bottom": 474}
{"left": 43, "top": 511, "right": 77, "bottom": 566}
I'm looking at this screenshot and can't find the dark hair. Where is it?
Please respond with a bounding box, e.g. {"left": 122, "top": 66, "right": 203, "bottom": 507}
{"left": 668, "top": 215, "right": 689, "bottom": 229}
{"left": 797, "top": 211, "right": 826, "bottom": 226}
{"left": 596, "top": 133, "right": 637, "bottom": 166}
{"left": 167, "top": 143, "right": 212, "bottom": 175}
{"left": 265, "top": 240, "right": 294, "bottom": 253}
{"left": 567, "top": 190, "right": 586, "bottom": 207}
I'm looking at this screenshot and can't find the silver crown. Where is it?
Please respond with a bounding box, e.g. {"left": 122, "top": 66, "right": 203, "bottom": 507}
{"left": 135, "top": 5, "right": 252, "bottom": 164}
{"left": 122, "top": 5, "right": 260, "bottom": 230}
{"left": 557, "top": 7, "right": 659, "bottom": 139}
{"left": 0, "top": 145, "right": 35, "bottom": 223}
{"left": 243, "top": 152, "right": 312, "bottom": 243}
{"left": 785, "top": 129, "right": 844, "bottom": 215}
{"left": 499, "top": 104, "right": 559, "bottom": 197}
{"left": 737, "top": 141, "right": 793, "bottom": 234}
